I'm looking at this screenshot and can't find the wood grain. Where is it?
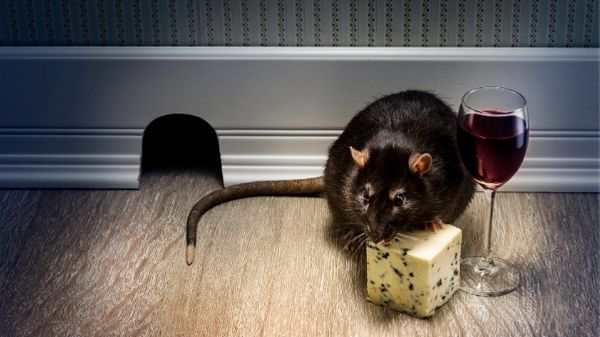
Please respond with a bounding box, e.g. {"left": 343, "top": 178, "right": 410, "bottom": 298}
{"left": 0, "top": 169, "right": 597, "bottom": 337}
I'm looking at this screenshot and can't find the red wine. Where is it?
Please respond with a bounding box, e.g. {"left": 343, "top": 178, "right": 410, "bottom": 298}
{"left": 457, "top": 111, "right": 528, "bottom": 190}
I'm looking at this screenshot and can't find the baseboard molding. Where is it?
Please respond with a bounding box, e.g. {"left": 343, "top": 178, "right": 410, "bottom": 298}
{"left": 0, "top": 163, "right": 140, "bottom": 189}
{"left": 0, "top": 128, "right": 141, "bottom": 189}
{"left": 0, "top": 47, "right": 598, "bottom": 191}
{"left": 0, "top": 128, "right": 597, "bottom": 192}
{"left": 218, "top": 129, "right": 600, "bottom": 192}
{"left": 220, "top": 163, "right": 600, "bottom": 192}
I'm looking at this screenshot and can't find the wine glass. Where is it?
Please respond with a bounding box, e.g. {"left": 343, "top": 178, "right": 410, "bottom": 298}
{"left": 456, "top": 86, "right": 529, "bottom": 296}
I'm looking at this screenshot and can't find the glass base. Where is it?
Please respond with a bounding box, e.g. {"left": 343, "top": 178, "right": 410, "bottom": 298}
{"left": 460, "top": 257, "right": 520, "bottom": 296}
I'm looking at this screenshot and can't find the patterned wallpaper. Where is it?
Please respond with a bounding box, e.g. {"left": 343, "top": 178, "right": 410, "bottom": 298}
{"left": 0, "top": 0, "right": 597, "bottom": 47}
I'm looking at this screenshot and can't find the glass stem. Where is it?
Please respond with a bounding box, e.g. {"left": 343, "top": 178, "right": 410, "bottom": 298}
{"left": 482, "top": 188, "right": 496, "bottom": 259}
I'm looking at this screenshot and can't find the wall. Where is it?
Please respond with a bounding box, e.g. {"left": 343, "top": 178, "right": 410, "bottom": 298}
{"left": 0, "top": 0, "right": 598, "bottom": 47}
{"left": 0, "top": 47, "right": 598, "bottom": 191}
{"left": 0, "top": 1, "right": 598, "bottom": 191}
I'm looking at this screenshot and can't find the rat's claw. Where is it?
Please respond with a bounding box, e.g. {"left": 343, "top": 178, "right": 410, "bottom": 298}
{"left": 424, "top": 217, "right": 446, "bottom": 232}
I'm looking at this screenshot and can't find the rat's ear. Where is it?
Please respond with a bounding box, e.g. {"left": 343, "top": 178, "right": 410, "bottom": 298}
{"left": 409, "top": 153, "right": 432, "bottom": 176}
{"left": 350, "top": 146, "right": 369, "bottom": 169}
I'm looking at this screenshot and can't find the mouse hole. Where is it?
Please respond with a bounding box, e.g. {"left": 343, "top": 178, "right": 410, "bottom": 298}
{"left": 140, "top": 113, "right": 223, "bottom": 184}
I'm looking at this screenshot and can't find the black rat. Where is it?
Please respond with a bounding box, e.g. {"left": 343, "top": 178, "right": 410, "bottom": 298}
{"left": 186, "top": 90, "right": 475, "bottom": 265}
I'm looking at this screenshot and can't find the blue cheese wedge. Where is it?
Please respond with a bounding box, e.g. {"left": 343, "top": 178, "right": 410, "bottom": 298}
{"left": 366, "top": 224, "right": 461, "bottom": 318}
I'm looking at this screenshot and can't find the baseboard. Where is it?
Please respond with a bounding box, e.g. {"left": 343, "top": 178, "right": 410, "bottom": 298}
{"left": 1, "top": 127, "right": 596, "bottom": 191}
{"left": 0, "top": 128, "right": 141, "bottom": 189}
{"left": 218, "top": 129, "right": 599, "bottom": 192}
{"left": 0, "top": 47, "right": 598, "bottom": 191}
{"left": 0, "top": 163, "right": 140, "bottom": 189}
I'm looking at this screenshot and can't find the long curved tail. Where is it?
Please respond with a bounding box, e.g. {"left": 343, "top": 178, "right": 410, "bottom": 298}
{"left": 186, "top": 176, "right": 325, "bottom": 265}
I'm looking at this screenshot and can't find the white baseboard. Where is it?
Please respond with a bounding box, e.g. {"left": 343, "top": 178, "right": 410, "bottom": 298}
{"left": 0, "top": 128, "right": 141, "bottom": 189}
{"left": 218, "top": 129, "right": 600, "bottom": 192}
{"left": 0, "top": 164, "right": 140, "bottom": 189}
{"left": 0, "top": 127, "right": 597, "bottom": 192}
{"left": 0, "top": 47, "right": 598, "bottom": 191}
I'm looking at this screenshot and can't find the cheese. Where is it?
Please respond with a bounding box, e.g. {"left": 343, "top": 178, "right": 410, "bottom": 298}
{"left": 366, "top": 224, "right": 462, "bottom": 318}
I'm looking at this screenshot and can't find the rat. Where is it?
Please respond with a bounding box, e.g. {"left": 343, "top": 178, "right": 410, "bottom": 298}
{"left": 186, "top": 90, "right": 475, "bottom": 265}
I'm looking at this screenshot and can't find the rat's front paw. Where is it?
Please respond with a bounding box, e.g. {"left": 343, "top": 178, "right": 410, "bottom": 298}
{"left": 423, "top": 217, "right": 446, "bottom": 232}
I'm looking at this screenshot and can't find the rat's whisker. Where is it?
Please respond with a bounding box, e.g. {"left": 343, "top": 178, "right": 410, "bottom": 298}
{"left": 351, "top": 235, "right": 368, "bottom": 259}
{"left": 348, "top": 233, "right": 367, "bottom": 257}
{"left": 392, "top": 232, "right": 423, "bottom": 246}
{"left": 349, "top": 232, "right": 367, "bottom": 244}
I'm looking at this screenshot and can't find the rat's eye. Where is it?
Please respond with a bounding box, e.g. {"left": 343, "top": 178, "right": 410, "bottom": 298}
{"left": 393, "top": 194, "right": 405, "bottom": 206}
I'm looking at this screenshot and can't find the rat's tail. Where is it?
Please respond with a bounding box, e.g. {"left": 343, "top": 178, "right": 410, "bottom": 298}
{"left": 186, "top": 176, "right": 325, "bottom": 265}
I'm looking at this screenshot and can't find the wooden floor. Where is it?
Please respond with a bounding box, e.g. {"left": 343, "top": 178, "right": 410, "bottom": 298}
{"left": 0, "top": 168, "right": 598, "bottom": 337}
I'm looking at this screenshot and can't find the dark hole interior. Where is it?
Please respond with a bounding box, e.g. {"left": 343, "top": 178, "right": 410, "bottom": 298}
{"left": 141, "top": 114, "right": 222, "bottom": 180}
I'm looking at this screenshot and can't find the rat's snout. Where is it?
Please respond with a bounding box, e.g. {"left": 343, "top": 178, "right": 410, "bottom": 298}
{"left": 365, "top": 221, "right": 396, "bottom": 244}
{"left": 364, "top": 208, "right": 396, "bottom": 243}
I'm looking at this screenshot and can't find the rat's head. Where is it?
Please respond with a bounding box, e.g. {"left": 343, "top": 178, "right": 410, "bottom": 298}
{"left": 349, "top": 145, "right": 433, "bottom": 243}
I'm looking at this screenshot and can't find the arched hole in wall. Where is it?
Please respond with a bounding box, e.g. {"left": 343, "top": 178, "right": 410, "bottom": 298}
{"left": 141, "top": 114, "right": 222, "bottom": 183}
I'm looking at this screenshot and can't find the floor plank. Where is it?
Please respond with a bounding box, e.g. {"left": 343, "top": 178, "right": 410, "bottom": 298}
{"left": 0, "top": 169, "right": 597, "bottom": 337}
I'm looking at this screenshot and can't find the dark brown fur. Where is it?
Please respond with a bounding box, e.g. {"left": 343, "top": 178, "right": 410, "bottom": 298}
{"left": 324, "top": 91, "right": 475, "bottom": 243}
{"left": 186, "top": 90, "right": 475, "bottom": 265}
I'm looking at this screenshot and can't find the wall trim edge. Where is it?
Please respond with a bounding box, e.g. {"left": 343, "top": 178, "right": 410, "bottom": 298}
{"left": 0, "top": 128, "right": 597, "bottom": 192}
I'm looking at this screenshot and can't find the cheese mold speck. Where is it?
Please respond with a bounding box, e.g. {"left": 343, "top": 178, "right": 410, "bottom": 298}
{"left": 366, "top": 224, "right": 462, "bottom": 318}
